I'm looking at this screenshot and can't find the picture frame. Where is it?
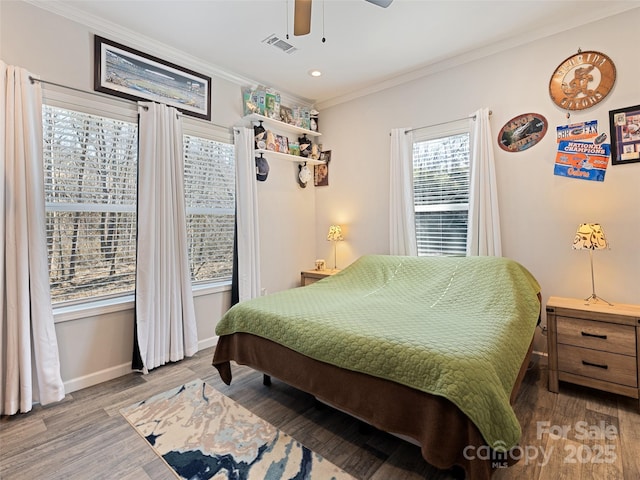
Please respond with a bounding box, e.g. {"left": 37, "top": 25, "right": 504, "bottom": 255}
{"left": 275, "top": 135, "right": 289, "bottom": 154}
{"left": 94, "top": 35, "right": 212, "bottom": 120}
{"left": 280, "top": 105, "right": 294, "bottom": 125}
{"left": 315, "top": 150, "right": 331, "bottom": 187}
{"left": 609, "top": 104, "right": 640, "bottom": 165}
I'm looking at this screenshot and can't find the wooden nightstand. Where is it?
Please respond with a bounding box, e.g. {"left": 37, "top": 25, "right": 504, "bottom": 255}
{"left": 546, "top": 296, "right": 640, "bottom": 408}
{"left": 300, "top": 269, "right": 340, "bottom": 286}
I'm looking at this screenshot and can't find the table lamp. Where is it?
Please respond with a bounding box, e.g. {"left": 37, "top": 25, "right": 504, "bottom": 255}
{"left": 572, "top": 223, "right": 612, "bottom": 305}
{"left": 327, "top": 225, "right": 344, "bottom": 270}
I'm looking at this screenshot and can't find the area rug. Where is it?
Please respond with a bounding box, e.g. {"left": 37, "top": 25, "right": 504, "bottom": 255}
{"left": 120, "top": 378, "right": 356, "bottom": 480}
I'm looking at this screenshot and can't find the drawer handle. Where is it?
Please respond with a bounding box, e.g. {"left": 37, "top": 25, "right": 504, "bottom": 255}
{"left": 581, "top": 331, "right": 607, "bottom": 340}
{"left": 582, "top": 360, "right": 608, "bottom": 370}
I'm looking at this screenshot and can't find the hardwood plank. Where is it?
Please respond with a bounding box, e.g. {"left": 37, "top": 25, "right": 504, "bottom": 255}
{"left": 369, "top": 440, "right": 458, "bottom": 480}
{"left": 580, "top": 409, "right": 623, "bottom": 480}
{"left": 119, "top": 467, "right": 155, "bottom": 480}
{"left": 617, "top": 397, "right": 640, "bottom": 480}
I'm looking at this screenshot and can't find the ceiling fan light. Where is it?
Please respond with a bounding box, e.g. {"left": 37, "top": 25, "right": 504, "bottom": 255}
{"left": 308, "top": 69, "right": 322, "bottom": 77}
{"left": 294, "top": 0, "right": 312, "bottom": 36}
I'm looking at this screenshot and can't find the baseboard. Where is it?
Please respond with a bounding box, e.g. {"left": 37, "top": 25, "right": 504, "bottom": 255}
{"left": 63, "top": 337, "right": 219, "bottom": 394}
{"left": 198, "top": 335, "right": 218, "bottom": 350}
{"left": 64, "top": 362, "right": 133, "bottom": 394}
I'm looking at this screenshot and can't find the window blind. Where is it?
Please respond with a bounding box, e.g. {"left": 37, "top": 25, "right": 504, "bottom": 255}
{"left": 43, "top": 105, "right": 138, "bottom": 303}
{"left": 413, "top": 132, "right": 470, "bottom": 256}
{"left": 183, "top": 134, "right": 235, "bottom": 283}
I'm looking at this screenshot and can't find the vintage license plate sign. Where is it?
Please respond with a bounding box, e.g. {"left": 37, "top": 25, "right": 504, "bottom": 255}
{"left": 498, "top": 113, "right": 548, "bottom": 152}
{"left": 556, "top": 120, "right": 598, "bottom": 143}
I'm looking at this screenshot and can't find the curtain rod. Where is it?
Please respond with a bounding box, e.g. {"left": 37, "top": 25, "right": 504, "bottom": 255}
{"left": 28, "top": 76, "right": 229, "bottom": 130}
{"left": 403, "top": 110, "right": 492, "bottom": 135}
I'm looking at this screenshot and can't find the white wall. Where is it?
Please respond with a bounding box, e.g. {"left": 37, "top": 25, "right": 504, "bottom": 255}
{"left": 315, "top": 8, "right": 640, "bottom": 352}
{"left": 1, "top": 0, "right": 317, "bottom": 391}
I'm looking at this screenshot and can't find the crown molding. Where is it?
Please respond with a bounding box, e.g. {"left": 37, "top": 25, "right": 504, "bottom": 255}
{"left": 24, "top": 0, "right": 313, "bottom": 108}
{"left": 316, "top": 3, "right": 640, "bottom": 110}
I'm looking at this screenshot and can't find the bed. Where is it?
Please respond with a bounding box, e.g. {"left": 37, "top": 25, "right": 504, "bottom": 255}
{"left": 212, "top": 255, "right": 541, "bottom": 479}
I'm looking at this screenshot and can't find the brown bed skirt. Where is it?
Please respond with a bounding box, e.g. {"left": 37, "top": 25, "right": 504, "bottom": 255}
{"left": 213, "top": 333, "right": 534, "bottom": 480}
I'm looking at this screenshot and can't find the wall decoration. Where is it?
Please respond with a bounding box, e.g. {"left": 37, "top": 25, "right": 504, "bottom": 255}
{"left": 556, "top": 120, "right": 598, "bottom": 143}
{"left": 298, "top": 135, "right": 312, "bottom": 157}
{"left": 553, "top": 140, "right": 610, "bottom": 182}
{"left": 314, "top": 151, "right": 331, "bottom": 187}
{"left": 94, "top": 36, "right": 211, "bottom": 120}
{"left": 242, "top": 87, "right": 266, "bottom": 116}
{"left": 265, "top": 130, "right": 277, "bottom": 151}
{"left": 280, "top": 105, "right": 294, "bottom": 124}
{"left": 289, "top": 142, "right": 300, "bottom": 156}
{"left": 549, "top": 50, "right": 615, "bottom": 111}
{"left": 298, "top": 163, "right": 312, "bottom": 188}
{"left": 497, "top": 113, "right": 547, "bottom": 152}
{"left": 609, "top": 104, "right": 640, "bottom": 165}
{"left": 554, "top": 119, "right": 610, "bottom": 181}
{"left": 265, "top": 91, "right": 281, "bottom": 120}
{"left": 275, "top": 134, "right": 289, "bottom": 154}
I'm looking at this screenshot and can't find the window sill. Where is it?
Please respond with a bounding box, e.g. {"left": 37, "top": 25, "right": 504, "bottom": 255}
{"left": 53, "top": 280, "right": 231, "bottom": 324}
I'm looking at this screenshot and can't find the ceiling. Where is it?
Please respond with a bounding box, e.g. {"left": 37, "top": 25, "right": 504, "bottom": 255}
{"left": 36, "top": 0, "right": 638, "bottom": 108}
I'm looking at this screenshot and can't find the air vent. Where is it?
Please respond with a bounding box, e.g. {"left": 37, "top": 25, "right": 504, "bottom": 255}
{"left": 262, "top": 34, "right": 297, "bottom": 54}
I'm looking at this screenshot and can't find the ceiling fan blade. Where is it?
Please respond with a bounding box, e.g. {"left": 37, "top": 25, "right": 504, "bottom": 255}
{"left": 294, "top": 0, "right": 312, "bottom": 36}
{"left": 365, "top": 0, "right": 393, "bottom": 7}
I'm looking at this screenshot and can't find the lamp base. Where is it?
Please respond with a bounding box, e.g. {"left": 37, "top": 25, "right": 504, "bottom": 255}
{"left": 584, "top": 250, "right": 613, "bottom": 306}
{"left": 584, "top": 293, "right": 614, "bottom": 306}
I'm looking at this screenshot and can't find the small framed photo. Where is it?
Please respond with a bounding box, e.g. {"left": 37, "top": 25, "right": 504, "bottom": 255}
{"left": 609, "top": 104, "right": 640, "bottom": 165}
{"left": 319, "top": 150, "right": 331, "bottom": 163}
{"left": 314, "top": 150, "right": 331, "bottom": 186}
{"left": 280, "top": 105, "right": 294, "bottom": 125}
{"left": 289, "top": 142, "right": 300, "bottom": 156}
{"left": 94, "top": 35, "right": 211, "bottom": 120}
{"left": 275, "top": 135, "right": 289, "bottom": 154}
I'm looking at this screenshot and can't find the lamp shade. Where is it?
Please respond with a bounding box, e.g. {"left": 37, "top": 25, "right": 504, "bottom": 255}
{"left": 327, "top": 225, "right": 344, "bottom": 242}
{"left": 572, "top": 223, "right": 608, "bottom": 250}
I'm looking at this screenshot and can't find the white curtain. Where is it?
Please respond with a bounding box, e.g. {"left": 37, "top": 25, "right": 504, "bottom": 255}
{"left": 389, "top": 127, "right": 417, "bottom": 256}
{"left": 134, "top": 102, "right": 197, "bottom": 373}
{"left": 234, "top": 127, "right": 261, "bottom": 301}
{"left": 466, "top": 108, "right": 502, "bottom": 257}
{"left": 1, "top": 63, "right": 65, "bottom": 414}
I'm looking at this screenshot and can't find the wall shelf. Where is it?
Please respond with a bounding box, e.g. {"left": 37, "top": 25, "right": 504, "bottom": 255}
{"left": 244, "top": 113, "right": 321, "bottom": 138}
{"left": 255, "top": 149, "right": 325, "bottom": 165}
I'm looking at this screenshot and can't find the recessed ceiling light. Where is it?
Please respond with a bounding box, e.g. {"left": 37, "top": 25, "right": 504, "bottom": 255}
{"left": 308, "top": 69, "right": 322, "bottom": 77}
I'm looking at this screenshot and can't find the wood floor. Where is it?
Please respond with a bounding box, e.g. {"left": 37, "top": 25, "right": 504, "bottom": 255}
{"left": 1, "top": 348, "right": 639, "bottom": 479}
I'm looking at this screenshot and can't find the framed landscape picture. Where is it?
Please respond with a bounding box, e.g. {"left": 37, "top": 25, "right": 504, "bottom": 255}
{"left": 94, "top": 35, "right": 211, "bottom": 120}
{"left": 609, "top": 104, "right": 640, "bottom": 165}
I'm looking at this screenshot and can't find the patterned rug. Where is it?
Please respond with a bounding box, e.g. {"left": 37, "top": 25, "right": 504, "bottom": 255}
{"left": 120, "top": 379, "right": 356, "bottom": 480}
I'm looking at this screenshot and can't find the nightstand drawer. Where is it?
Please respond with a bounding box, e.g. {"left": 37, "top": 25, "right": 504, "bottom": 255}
{"left": 300, "top": 269, "right": 340, "bottom": 286}
{"left": 557, "top": 344, "right": 638, "bottom": 387}
{"left": 557, "top": 316, "right": 636, "bottom": 356}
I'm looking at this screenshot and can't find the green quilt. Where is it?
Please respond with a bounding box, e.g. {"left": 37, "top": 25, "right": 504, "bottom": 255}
{"left": 216, "top": 255, "right": 541, "bottom": 450}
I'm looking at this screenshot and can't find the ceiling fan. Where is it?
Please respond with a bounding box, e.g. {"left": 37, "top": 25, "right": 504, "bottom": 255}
{"left": 294, "top": 0, "right": 393, "bottom": 36}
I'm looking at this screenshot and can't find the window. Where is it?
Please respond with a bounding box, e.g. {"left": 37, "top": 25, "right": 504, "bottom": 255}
{"left": 43, "top": 105, "right": 138, "bottom": 303}
{"left": 43, "top": 105, "right": 235, "bottom": 305}
{"left": 412, "top": 128, "right": 470, "bottom": 256}
{"left": 183, "top": 134, "right": 235, "bottom": 283}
